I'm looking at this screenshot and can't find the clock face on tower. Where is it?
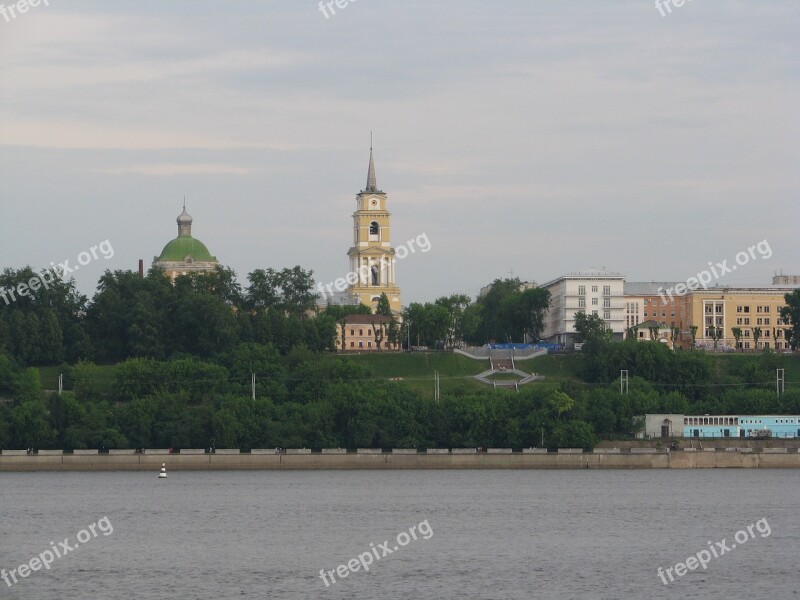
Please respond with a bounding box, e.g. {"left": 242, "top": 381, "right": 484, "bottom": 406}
{"left": 370, "top": 198, "right": 378, "bottom": 209}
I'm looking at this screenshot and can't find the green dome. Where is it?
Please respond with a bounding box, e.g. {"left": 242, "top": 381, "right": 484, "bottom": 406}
{"left": 157, "top": 236, "right": 216, "bottom": 262}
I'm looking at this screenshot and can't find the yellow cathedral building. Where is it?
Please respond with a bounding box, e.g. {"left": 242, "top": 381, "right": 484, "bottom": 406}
{"left": 346, "top": 147, "right": 402, "bottom": 314}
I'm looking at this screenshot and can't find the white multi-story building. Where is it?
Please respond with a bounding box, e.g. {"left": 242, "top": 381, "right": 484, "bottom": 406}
{"left": 540, "top": 269, "right": 626, "bottom": 347}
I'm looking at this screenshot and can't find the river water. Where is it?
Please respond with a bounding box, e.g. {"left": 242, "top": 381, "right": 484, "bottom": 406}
{"left": 0, "top": 470, "right": 797, "bottom": 599}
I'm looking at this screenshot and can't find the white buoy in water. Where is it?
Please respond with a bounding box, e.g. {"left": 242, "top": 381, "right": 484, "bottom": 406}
{"left": 159, "top": 462, "right": 168, "bottom": 479}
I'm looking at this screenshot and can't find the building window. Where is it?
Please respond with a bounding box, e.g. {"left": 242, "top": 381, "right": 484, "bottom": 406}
{"left": 603, "top": 299, "right": 610, "bottom": 308}
{"left": 578, "top": 285, "right": 585, "bottom": 296}
{"left": 371, "top": 265, "right": 379, "bottom": 286}
{"left": 591, "top": 285, "right": 598, "bottom": 293}
{"left": 604, "top": 310, "right": 611, "bottom": 320}
{"left": 737, "top": 306, "right": 743, "bottom": 313}
{"left": 369, "top": 221, "right": 380, "bottom": 241}
{"left": 757, "top": 306, "right": 763, "bottom": 313}
{"left": 592, "top": 310, "right": 598, "bottom": 316}
{"left": 350, "top": 342, "right": 354, "bottom": 348}
{"left": 603, "top": 285, "right": 611, "bottom": 295}
{"left": 579, "top": 298, "right": 585, "bottom": 308}
{"left": 765, "top": 318, "right": 770, "bottom": 325}
{"left": 744, "top": 306, "right": 750, "bottom": 313}
{"left": 359, "top": 342, "right": 363, "bottom": 348}
{"left": 744, "top": 318, "right": 750, "bottom": 325}
{"left": 764, "top": 306, "right": 770, "bottom": 313}
{"left": 359, "top": 329, "right": 363, "bottom": 336}
{"left": 592, "top": 298, "right": 598, "bottom": 306}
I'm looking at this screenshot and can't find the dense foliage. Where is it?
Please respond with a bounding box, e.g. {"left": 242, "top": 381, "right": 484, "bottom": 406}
{"left": 1, "top": 345, "right": 798, "bottom": 452}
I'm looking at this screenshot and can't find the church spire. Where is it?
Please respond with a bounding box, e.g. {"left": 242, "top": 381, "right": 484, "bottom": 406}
{"left": 365, "top": 135, "right": 379, "bottom": 193}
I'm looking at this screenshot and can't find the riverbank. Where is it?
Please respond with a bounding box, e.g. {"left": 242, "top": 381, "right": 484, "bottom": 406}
{"left": 2, "top": 449, "right": 799, "bottom": 471}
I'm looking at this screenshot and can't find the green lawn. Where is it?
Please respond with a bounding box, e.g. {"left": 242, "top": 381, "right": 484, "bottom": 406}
{"left": 518, "top": 354, "right": 584, "bottom": 382}
{"left": 37, "top": 364, "right": 119, "bottom": 393}
{"left": 34, "top": 351, "right": 800, "bottom": 398}
{"left": 347, "top": 352, "right": 489, "bottom": 395}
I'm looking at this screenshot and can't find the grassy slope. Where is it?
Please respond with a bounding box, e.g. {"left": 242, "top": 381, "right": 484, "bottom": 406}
{"left": 34, "top": 352, "right": 800, "bottom": 396}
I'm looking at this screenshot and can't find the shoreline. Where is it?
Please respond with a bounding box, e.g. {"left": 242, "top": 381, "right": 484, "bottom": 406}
{"left": 1, "top": 450, "right": 799, "bottom": 471}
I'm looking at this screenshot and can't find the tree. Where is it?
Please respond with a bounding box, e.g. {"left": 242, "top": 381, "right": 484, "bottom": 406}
{"left": 470, "top": 278, "right": 523, "bottom": 343}
{"left": 375, "top": 293, "right": 392, "bottom": 317}
{"left": 573, "top": 312, "right": 613, "bottom": 346}
{"left": 731, "top": 327, "right": 743, "bottom": 352}
{"left": 779, "top": 289, "right": 800, "bottom": 351}
{"left": 434, "top": 294, "right": 473, "bottom": 348}
{"left": 708, "top": 325, "right": 723, "bottom": 351}
{"left": 670, "top": 326, "right": 680, "bottom": 350}
{"left": 752, "top": 327, "right": 762, "bottom": 350}
{"left": 245, "top": 266, "right": 318, "bottom": 318}
{"left": 515, "top": 287, "right": 551, "bottom": 342}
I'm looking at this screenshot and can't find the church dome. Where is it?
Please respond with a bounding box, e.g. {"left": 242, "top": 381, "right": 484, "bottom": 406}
{"left": 177, "top": 207, "right": 193, "bottom": 225}
{"left": 157, "top": 237, "right": 215, "bottom": 262}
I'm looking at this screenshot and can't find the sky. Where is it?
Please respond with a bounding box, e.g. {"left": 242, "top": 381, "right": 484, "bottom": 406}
{"left": 1, "top": 0, "right": 798, "bottom": 304}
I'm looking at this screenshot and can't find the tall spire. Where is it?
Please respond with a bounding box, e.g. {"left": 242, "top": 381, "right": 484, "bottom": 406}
{"left": 365, "top": 133, "right": 379, "bottom": 192}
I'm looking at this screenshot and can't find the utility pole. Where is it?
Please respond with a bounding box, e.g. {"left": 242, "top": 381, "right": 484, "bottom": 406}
{"left": 58, "top": 373, "right": 63, "bottom": 396}
{"left": 251, "top": 373, "right": 256, "bottom": 400}
{"left": 620, "top": 370, "right": 629, "bottom": 395}
{"left": 777, "top": 368, "right": 785, "bottom": 396}
{"left": 434, "top": 370, "right": 440, "bottom": 402}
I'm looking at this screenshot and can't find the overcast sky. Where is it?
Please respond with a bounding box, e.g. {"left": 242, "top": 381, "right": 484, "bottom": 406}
{"left": 1, "top": 0, "right": 798, "bottom": 303}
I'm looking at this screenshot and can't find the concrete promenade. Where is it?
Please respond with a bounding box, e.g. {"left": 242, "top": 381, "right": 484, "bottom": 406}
{"left": 1, "top": 449, "right": 799, "bottom": 471}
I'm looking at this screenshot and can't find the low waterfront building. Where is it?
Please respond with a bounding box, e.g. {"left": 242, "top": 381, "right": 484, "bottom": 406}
{"left": 641, "top": 414, "right": 800, "bottom": 439}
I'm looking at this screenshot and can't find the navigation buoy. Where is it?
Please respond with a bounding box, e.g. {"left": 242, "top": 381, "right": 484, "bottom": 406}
{"left": 159, "top": 463, "right": 168, "bottom": 479}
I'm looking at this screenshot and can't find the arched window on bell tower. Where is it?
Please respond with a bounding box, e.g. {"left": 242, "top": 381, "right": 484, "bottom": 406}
{"left": 369, "top": 221, "right": 380, "bottom": 241}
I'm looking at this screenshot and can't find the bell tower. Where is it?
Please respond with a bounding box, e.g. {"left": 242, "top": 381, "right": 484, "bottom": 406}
{"left": 346, "top": 144, "right": 402, "bottom": 313}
